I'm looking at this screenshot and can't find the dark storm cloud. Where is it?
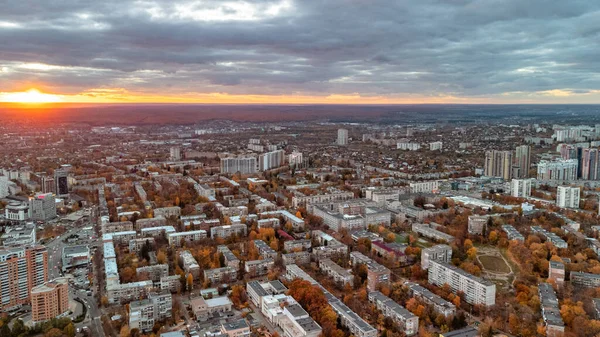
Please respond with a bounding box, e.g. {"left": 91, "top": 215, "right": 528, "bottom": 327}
{"left": 0, "top": 0, "right": 599, "bottom": 99}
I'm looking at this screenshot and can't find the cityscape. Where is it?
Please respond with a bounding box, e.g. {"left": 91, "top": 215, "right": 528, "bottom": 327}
{"left": 2, "top": 1, "right": 600, "bottom": 337}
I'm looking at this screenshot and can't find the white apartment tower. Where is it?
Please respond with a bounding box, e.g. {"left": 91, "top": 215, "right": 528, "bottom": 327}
{"left": 511, "top": 179, "right": 532, "bottom": 198}
{"left": 556, "top": 186, "right": 580, "bottom": 209}
{"left": 337, "top": 128, "right": 349, "bottom": 146}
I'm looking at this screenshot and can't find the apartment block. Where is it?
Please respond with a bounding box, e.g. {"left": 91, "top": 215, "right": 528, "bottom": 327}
{"left": 409, "top": 181, "right": 439, "bottom": 194}
{"left": 0, "top": 245, "right": 48, "bottom": 311}
{"left": 107, "top": 281, "right": 153, "bottom": 304}
{"left": 570, "top": 271, "right": 600, "bottom": 288}
{"left": 539, "top": 283, "right": 565, "bottom": 337}
{"left": 210, "top": 224, "right": 247, "bottom": 239}
{"left": 548, "top": 261, "right": 565, "bottom": 286}
{"left": 136, "top": 217, "right": 168, "bottom": 230}
{"left": 253, "top": 240, "right": 278, "bottom": 259}
{"left": 531, "top": 226, "right": 568, "bottom": 249}
{"left": 406, "top": 282, "right": 456, "bottom": 317}
{"left": 428, "top": 260, "right": 496, "bottom": 306}
{"left": 502, "top": 225, "right": 524, "bottom": 241}
{"left": 154, "top": 206, "right": 181, "bottom": 219}
{"left": 244, "top": 259, "right": 274, "bottom": 276}
{"left": 129, "top": 292, "right": 173, "bottom": 332}
{"left": 556, "top": 186, "right": 580, "bottom": 209}
{"left": 511, "top": 179, "right": 532, "bottom": 198}
{"left": 203, "top": 267, "right": 238, "bottom": 284}
{"left": 140, "top": 226, "right": 176, "bottom": 238}
{"left": 318, "top": 258, "right": 354, "bottom": 286}
{"left": 159, "top": 275, "right": 181, "bottom": 293}
{"left": 368, "top": 291, "right": 418, "bottom": 336}
{"left": 167, "top": 230, "right": 208, "bottom": 247}
{"left": 102, "top": 221, "right": 134, "bottom": 234}
{"left": 136, "top": 264, "right": 169, "bottom": 282}
{"left": 217, "top": 245, "right": 240, "bottom": 269}
{"left": 282, "top": 251, "right": 311, "bottom": 265}
{"left": 284, "top": 239, "right": 312, "bottom": 252}
{"left": 421, "top": 244, "right": 453, "bottom": 270}
{"left": 129, "top": 238, "right": 155, "bottom": 253}
{"left": 179, "top": 250, "right": 200, "bottom": 279}
{"left": 30, "top": 278, "right": 69, "bottom": 322}
{"left": 467, "top": 215, "right": 488, "bottom": 235}
{"left": 350, "top": 251, "right": 390, "bottom": 291}
{"left": 412, "top": 223, "right": 455, "bottom": 243}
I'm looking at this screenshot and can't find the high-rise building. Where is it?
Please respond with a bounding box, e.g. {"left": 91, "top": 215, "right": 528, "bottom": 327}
{"left": 484, "top": 150, "right": 513, "bottom": 180}
{"left": 41, "top": 176, "right": 55, "bottom": 194}
{"left": 288, "top": 151, "right": 303, "bottom": 166}
{"left": 337, "top": 128, "right": 348, "bottom": 146}
{"left": 556, "top": 186, "right": 580, "bottom": 209}
{"left": 31, "top": 278, "right": 69, "bottom": 322}
{"left": 169, "top": 147, "right": 181, "bottom": 161}
{"left": 0, "top": 245, "right": 48, "bottom": 311}
{"left": 220, "top": 157, "right": 257, "bottom": 174}
{"left": 581, "top": 148, "right": 600, "bottom": 180}
{"left": 511, "top": 179, "right": 532, "bottom": 198}
{"left": 30, "top": 193, "right": 57, "bottom": 221}
{"left": 515, "top": 145, "right": 531, "bottom": 178}
{"left": 537, "top": 159, "right": 578, "bottom": 181}
{"left": 54, "top": 169, "right": 68, "bottom": 197}
{"left": 258, "top": 150, "right": 285, "bottom": 171}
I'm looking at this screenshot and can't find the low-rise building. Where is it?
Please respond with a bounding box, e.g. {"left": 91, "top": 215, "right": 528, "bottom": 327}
{"left": 412, "top": 223, "right": 455, "bottom": 243}
{"left": 129, "top": 292, "right": 172, "bottom": 332}
{"left": 203, "top": 267, "right": 237, "bottom": 284}
{"left": 253, "top": 240, "right": 278, "bottom": 259}
{"left": 167, "top": 230, "right": 207, "bottom": 247}
{"left": 284, "top": 239, "right": 312, "bottom": 252}
{"left": 129, "top": 238, "right": 155, "bottom": 253}
{"left": 368, "top": 291, "right": 418, "bottom": 336}
{"left": 136, "top": 264, "right": 169, "bottom": 282}
{"left": 179, "top": 250, "right": 200, "bottom": 279}
{"left": 318, "top": 258, "right": 354, "bottom": 286}
{"left": 62, "top": 245, "right": 90, "bottom": 271}
{"left": 217, "top": 245, "right": 240, "bottom": 269}
{"left": 350, "top": 251, "right": 390, "bottom": 291}
{"left": 140, "top": 225, "right": 176, "bottom": 238}
{"left": 539, "top": 283, "right": 565, "bottom": 337}
{"left": 210, "top": 224, "right": 247, "bottom": 239}
{"left": 190, "top": 296, "right": 233, "bottom": 321}
{"left": 102, "top": 221, "right": 134, "bottom": 234}
{"left": 282, "top": 251, "right": 311, "bottom": 265}
{"left": 220, "top": 319, "right": 251, "bottom": 337}
{"left": 549, "top": 261, "right": 565, "bottom": 286}
{"left": 467, "top": 215, "right": 488, "bottom": 235}
{"left": 107, "top": 281, "right": 154, "bottom": 304}
{"left": 154, "top": 207, "right": 181, "bottom": 219}
{"left": 136, "top": 217, "right": 168, "bottom": 230}
{"left": 570, "top": 271, "right": 600, "bottom": 288}
{"left": 244, "top": 259, "right": 274, "bottom": 276}
{"left": 406, "top": 282, "right": 456, "bottom": 317}
{"left": 159, "top": 275, "right": 181, "bottom": 293}
{"left": 502, "top": 225, "right": 524, "bottom": 241}
{"left": 531, "top": 226, "right": 568, "bottom": 249}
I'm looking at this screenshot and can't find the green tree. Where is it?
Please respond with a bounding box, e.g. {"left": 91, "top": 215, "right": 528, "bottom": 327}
{"left": 64, "top": 323, "right": 75, "bottom": 337}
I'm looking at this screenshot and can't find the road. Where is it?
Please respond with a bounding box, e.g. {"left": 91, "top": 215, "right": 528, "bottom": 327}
{"left": 44, "top": 207, "right": 106, "bottom": 337}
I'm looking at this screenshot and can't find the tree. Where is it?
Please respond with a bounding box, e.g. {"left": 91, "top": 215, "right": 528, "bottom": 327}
{"left": 64, "top": 323, "right": 75, "bottom": 337}
{"left": 466, "top": 247, "right": 477, "bottom": 260}
{"left": 464, "top": 239, "right": 473, "bottom": 250}
{"left": 186, "top": 273, "right": 194, "bottom": 291}
{"left": 11, "top": 319, "right": 26, "bottom": 337}
{"left": 45, "top": 328, "right": 63, "bottom": 337}
{"left": 156, "top": 250, "right": 167, "bottom": 264}
{"left": 230, "top": 285, "right": 248, "bottom": 309}
{"left": 120, "top": 325, "right": 130, "bottom": 337}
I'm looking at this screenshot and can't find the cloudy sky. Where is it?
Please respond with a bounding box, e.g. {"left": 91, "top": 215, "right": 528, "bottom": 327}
{"left": 1, "top": 0, "right": 599, "bottom": 103}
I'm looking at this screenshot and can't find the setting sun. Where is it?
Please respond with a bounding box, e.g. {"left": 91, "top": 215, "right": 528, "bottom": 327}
{"left": 0, "top": 89, "right": 63, "bottom": 103}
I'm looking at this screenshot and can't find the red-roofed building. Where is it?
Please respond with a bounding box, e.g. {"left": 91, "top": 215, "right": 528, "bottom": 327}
{"left": 372, "top": 241, "right": 407, "bottom": 263}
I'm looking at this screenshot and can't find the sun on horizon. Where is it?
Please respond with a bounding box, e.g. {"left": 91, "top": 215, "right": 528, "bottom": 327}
{"left": 0, "top": 89, "right": 63, "bottom": 103}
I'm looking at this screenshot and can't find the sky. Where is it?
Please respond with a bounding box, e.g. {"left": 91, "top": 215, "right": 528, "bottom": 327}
{"left": 0, "top": 0, "right": 599, "bottom": 104}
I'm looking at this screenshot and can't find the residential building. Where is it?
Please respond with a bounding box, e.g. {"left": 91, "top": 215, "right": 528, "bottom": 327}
{"left": 515, "top": 145, "right": 531, "bottom": 178}
{"left": 136, "top": 264, "right": 169, "bottom": 282}
{"left": 140, "top": 226, "right": 176, "bottom": 238}
{"left": 136, "top": 217, "right": 168, "bottom": 230}
{"left": 467, "top": 215, "right": 488, "bottom": 235}
{"left": 154, "top": 206, "right": 181, "bottom": 219}
{"left": 318, "top": 259, "right": 354, "bottom": 286}
{"left": 291, "top": 191, "right": 354, "bottom": 208}
{"left": 511, "top": 178, "right": 532, "bottom": 198}
{"left": 244, "top": 259, "right": 274, "bottom": 276}
{"left": 556, "top": 186, "right": 580, "bottom": 209}
{"left": 421, "top": 244, "right": 452, "bottom": 270}
{"left": 253, "top": 240, "right": 278, "bottom": 259}
{"left": 539, "top": 283, "right": 565, "bottom": 337}
{"left": 129, "top": 238, "right": 155, "bottom": 253}
{"left": 409, "top": 181, "right": 439, "bottom": 194}
{"left": 170, "top": 147, "right": 181, "bottom": 161}
{"left": 428, "top": 260, "right": 496, "bottom": 306}
{"left": 368, "top": 291, "right": 418, "bottom": 336}
{"left": 167, "top": 230, "right": 208, "bottom": 247}
{"left": 502, "top": 225, "right": 524, "bottom": 241}
{"left": 412, "top": 223, "right": 455, "bottom": 243}
{"left": 129, "top": 292, "right": 172, "bottom": 332}
{"left": 430, "top": 141, "right": 443, "bottom": 151}
{"left": 350, "top": 251, "right": 390, "bottom": 291}
{"left": 0, "top": 246, "right": 48, "bottom": 310}
{"left": 406, "top": 282, "right": 456, "bottom": 317}
{"left": 484, "top": 150, "right": 513, "bottom": 180}
{"left": 217, "top": 245, "right": 240, "bottom": 269}
{"left": 337, "top": 128, "right": 348, "bottom": 146}
{"left": 531, "top": 226, "right": 568, "bottom": 249}
{"left": 159, "top": 275, "right": 181, "bottom": 293}
{"left": 570, "top": 271, "right": 600, "bottom": 288}
{"left": 203, "top": 267, "right": 237, "bottom": 284}
{"left": 106, "top": 281, "right": 153, "bottom": 304}
{"left": 102, "top": 221, "right": 134, "bottom": 234}
{"left": 282, "top": 251, "right": 310, "bottom": 265}
{"left": 259, "top": 150, "right": 285, "bottom": 171}
{"left": 179, "top": 250, "right": 200, "bottom": 279}
{"left": 537, "top": 159, "right": 578, "bottom": 181}
{"left": 30, "top": 278, "right": 69, "bottom": 322}
{"left": 220, "top": 157, "right": 258, "bottom": 174}
{"left": 548, "top": 261, "right": 565, "bottom": 286}
{"left": 210, "top": 224, "right": 247, "bottom": 239}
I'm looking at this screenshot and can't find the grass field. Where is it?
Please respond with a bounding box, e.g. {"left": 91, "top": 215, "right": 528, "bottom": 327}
{"left": 479, "top": 255, "right": 511, "bottom": 274}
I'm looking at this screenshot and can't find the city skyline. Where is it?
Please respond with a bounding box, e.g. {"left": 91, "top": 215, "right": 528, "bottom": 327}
{"left": 2, "top": 1, "right": 600, "bottom": 104}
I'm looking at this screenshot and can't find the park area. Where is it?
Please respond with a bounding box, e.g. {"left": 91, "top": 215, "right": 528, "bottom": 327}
{"left": 478, "top": 255, "right": 512, "bottom": 274}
